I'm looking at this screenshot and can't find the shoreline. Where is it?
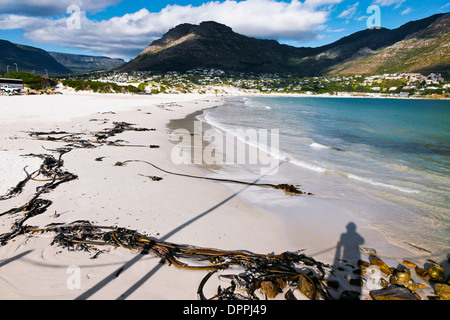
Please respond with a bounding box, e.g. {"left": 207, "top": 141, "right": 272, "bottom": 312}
{"left": 0, "top": 91, "right": 445, "bottom": 300}
{"left": 165, "top": 96, "right": 448, "bottom": 296}
{"left": 170, "top": 104, "right": 436, "bottom": 261}
{"left": 0, "top": 92, "right": 297, "bottom": 299}
{"left": 236, "top": 91, "right": 450, "bottom": 100}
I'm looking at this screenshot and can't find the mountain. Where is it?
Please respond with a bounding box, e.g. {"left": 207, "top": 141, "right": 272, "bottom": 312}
{"left": 0, "top": 40, "right": 72, "bottom": 75}
{"left": 328, "top": 13, "right": 450, "bottom": 75}
{"left": 118, "top": 13, "right": 450, "bottom": 76}
{"left": 49, "top": 52, "right": 125, "bottom": 74}
{"left": 117, "top": 21, "right": 314, "bottom": 74}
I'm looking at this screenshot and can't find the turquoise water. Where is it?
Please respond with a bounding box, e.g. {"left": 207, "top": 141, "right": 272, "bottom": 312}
{"left": 202, "top": 96, "right": 450, "bottom": 258}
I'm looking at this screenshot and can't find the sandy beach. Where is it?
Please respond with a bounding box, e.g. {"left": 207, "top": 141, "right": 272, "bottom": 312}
{"left": 0, "top": 91, "right": 296, "bottom": 300}
{"left": 0, "top": 90, "right": 441, "bottom": 300}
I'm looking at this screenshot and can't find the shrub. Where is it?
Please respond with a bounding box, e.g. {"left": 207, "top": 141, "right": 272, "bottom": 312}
{"left": 2, "top": 71, "right": 56, "bottom": 90}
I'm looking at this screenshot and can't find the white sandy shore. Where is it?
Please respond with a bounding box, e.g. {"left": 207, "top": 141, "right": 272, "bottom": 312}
{"left": 0, "top": 91, "right": 295, "bottom": 300}
{"left": 0, "top": 91, "right": 436, "bottom": 300}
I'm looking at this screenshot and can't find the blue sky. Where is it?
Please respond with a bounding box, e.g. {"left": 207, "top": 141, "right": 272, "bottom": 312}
{"left": 0, "top": 0, "right": 448, "bottom": 60}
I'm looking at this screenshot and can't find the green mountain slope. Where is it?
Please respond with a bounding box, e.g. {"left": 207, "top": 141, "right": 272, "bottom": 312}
{"left": 0, "top": 40, "right": 72, "bottom": 75}
{"left": 329, "top": 13, "right": 450, "bottom": 75}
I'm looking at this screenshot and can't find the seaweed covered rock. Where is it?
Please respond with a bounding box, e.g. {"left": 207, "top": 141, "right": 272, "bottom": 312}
{"left": 434, "top": 283, "right": 450, "bottom": 300}
{"left": 370, "top": 285, "right": 420, "bottom": 300}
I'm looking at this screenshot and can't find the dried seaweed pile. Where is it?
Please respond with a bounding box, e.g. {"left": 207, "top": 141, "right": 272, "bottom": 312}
{"left": 0, "top": 148, "right": 77, "bottom": 245}
{"left": 25, "top": 121, "right": 312, "bottom": 195}
{"left": 0, "top": 119, "right": 324, "bottom": 299}
{"left": 28, "top": 121, "right": 159, "bottom": 149}
{"left": 28, "top": 220, "right": 333, "bottom": 300}
{"left": 1, "top": 121, "right": 158, "bottom": 246}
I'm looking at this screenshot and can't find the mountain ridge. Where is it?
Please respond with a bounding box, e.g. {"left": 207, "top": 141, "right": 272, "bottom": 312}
{"left": 328, "top": 13, "right": 450, "bottom": 75}
{"left": 49, "top": 52, "right": 125, "bottom": 74}
{"left": 0, "top": 40, "right": 72, "bottom": 75}
{"left": 0, "top": 40, "right": 126, "bottom": 75}
{"left": 118, "top": 13, "right": 450, "bottom": 76}
{"left": 1, "top": 12, "right": 448, "bottom": 77}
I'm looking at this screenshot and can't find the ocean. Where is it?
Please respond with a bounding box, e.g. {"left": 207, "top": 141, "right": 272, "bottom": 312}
{"left": 198, "top": 95, "right": 449, "bottom": 261}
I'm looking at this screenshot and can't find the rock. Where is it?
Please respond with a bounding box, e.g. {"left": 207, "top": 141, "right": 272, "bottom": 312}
{"left": 284, "top": 289, "right": 297, "bottom": 300}
{"left": 405, "top": 280, "right": 419, "bottom": 292}
{"left": 415, "top": 267, "right": 430, "bottom": 281}
{"left": 427, "top": 265, "right": 445, "bottom": 281}
{"left": 358, "top": 260, "right": 371, "bottom": 269}
{"left": 380, "top": 278, "right": 390, "bottom": 288}
{"left": 340, "top": 290, "right": 361, "bottom": 300}
{"left": 322, "top": 280, "right": 339, "bottom": 289}
{"left": 275, "top": 278, "right": 286, "bottom": 290}
{"left": 390, "top": 267, "right": 411, "bottom": 286}
{"left": 297, "top": 275, "right": 315, "bottom": 300}
{"left": 350, "top": 277, "right": 364, "bottom": 287}
{"left": 370, "top": 285, "right": 420, "bottom": 300}
{"left": 369, "top": 257, "right": 392, "bottom": 275}
{"left": 434, "top": 283, "right": 450, "bottom": 300}
{"left": 260, "top": 281, "right": 279, "bottom": 299}
{"left": 402, "top": 260, "right": 417, "bottom": 268}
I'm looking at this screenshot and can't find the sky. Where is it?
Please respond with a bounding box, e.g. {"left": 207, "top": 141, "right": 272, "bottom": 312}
{"left": 0, "top": 0, "right": 448, "bottom": 61}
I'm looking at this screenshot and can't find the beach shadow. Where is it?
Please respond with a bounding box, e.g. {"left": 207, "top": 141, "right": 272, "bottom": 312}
{"left": 76, "top": 162, "right": 285, "bottom": 300}
{"left": 332, "top": 222, "right": 365, "bottom": 300}
{"left": 0, "top": 250, "right": 33, "bottom": 268}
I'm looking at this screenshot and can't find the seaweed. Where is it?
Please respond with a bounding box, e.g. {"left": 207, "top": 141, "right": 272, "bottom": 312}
{"left": 29, "top": 221, "right": 333, "bottom": 300}
{"left": 27, "top": 122, "right": 158, "bottom": 149}
{"left": 0, "top": 149, "right": 77, "bottom": 245}
{"left": 120, "top": 159, "right": 313, "bottom": 196}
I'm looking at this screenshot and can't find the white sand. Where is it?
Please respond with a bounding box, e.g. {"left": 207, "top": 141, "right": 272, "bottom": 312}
{"left": 0, "top": 91, "right": 435, "bottom": 300}
{"left": 0, "top": 92, "right": 296, "bottom": 299}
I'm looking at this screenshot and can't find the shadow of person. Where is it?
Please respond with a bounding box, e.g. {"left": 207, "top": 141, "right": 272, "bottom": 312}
{"left": 333, "top": 222, "right": 365, "bottom": 300}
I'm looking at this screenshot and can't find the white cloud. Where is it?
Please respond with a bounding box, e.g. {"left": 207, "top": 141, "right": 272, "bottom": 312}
{"left": 0, "top": 0, "right": 121, "bottom": 16}
{"left": 338, "top": 2, "right": 359, "bottom": 19}
{"left": 373, "top": 0, "right": 405, "bottom": 9}
{"left": 401, "top": 7, "right": 412, "bottom": 15}
{"left": 304, "top": 0, "right": 344, "bottom": 7}
{"left": 326, "top": 27, "right": 346, "bottom": 32}
{"left": 0, "top": 0, "right": 344, "bottom": 59}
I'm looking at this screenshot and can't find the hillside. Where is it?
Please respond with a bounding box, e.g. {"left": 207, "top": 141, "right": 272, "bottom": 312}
{"left": 329, "top": 13, "right": 450, "bottom": 75}
{"left": 118, "top": 13, "right": 449, "bottom": 76}
{"left": 49, "top": 52, "right": 125, "bottom": 74}
{"left": 0, "top": 40, "right": 72, "bottom": 75}
{"left": 117, "top": 21, "right": 313, "bottom": 74}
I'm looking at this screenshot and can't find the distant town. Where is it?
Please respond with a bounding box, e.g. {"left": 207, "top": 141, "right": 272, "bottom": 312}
{"left": 63, "top": 69, "right": 450, "bottom": 98}
{"left": 2, "top": 69, "right": 449, "bottom": 99}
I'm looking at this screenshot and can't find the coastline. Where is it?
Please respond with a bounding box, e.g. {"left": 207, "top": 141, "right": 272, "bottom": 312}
{"left": 237, "top": 91, "right": 450, "bottom": 100}
{"left": 171, "top": 102, "right": 439, "bottom": 262}
{"left": 0, "top": 91, "right": 444, "bottom": 300}
{"left": 165, "top": 95, "right": 448, "bottom": 299}
{"left": 0, "top": 91, "right": 295, "bottom": 299}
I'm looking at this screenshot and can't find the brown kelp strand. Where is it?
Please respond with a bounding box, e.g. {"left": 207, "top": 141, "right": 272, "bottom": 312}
{"left": 0, "top": 149, "right": 74, "bottom": 201}
{"left": 28, "top": 220, "right": 333, "bottom": 300}
{"left": 0, "top": 149, "right": 78, "bottom": 245}
{"left": 120, "top": 159, "right": 312, "bottom": 196}
{"left": 26, "top": 122, "right": 307, "bottom": 195}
